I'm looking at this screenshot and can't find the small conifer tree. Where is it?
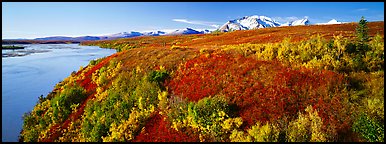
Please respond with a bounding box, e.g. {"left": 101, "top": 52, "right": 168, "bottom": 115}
{"left": 356, "top": 16, "right": 369, "bottom": 45}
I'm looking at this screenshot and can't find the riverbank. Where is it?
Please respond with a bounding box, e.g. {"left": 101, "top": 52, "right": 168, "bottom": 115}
{"left": 2, "top": 44, "right": 116, "bottom": 142}
{"left": 2, "top": 45, "right": 25, "bottom": 50}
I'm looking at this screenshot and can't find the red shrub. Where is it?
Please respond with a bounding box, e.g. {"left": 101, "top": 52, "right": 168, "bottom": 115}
{"left": 133, "top": 112, "right": 200, "bottom": 142}
{"left": 166, "top": 52, "right": 348, "bottom": 130}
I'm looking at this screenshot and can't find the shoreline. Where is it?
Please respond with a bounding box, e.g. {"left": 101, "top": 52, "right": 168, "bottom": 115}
{"left": 2, "top": 45, "right": 25, "bottom": 50}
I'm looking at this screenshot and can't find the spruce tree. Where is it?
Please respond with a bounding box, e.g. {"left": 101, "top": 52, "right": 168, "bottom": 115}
{"left": 356, "top": 16, "right": 369, "bottom": 45}
{"left": 354, "top": 16, "right": 370, "bottom": 71}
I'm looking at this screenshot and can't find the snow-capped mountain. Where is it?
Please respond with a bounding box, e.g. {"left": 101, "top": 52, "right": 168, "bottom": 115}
{"left": 279, "top": 18, "right": 310, "bottom": 26}
{"left": 218, "top": 15, "right": 281, "bottom": 32}
{"left": 32, "top": 28, "right": 208, "bottom": 41}
{"left": 107, "top": 31, "right": 143, "bottom": 38}
{"left": 30, "top": 16, "right": 350, "bottom": 42}
{"left": 218, "top": 15, "right": 313, "bottom": 31}
{"left": 316, "top": 19, "right": 345, "bottom": 25}
{"left": 142, "top": 31, "right": 167, "bottom": 36}
{"left": 327, "top": 19, "right": 342, "bottom": 24}
{"left": 166, "top": 28, "right": 204, "bottom": 35}
{"left": 34, "top": 36, "right": 77, "bottom": 41}
{"left": 201, "top": 29, "right": 212, "bottom": 34}
{"left": 290, "top": 18, "right": 310, "bottom": 26}
{"left": 34, "top": 36, "right": 103, "bottom": 41}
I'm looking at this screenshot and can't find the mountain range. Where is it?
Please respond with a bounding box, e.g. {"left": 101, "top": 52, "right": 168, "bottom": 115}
{"left": 19, "top": 15, "right": 346, "bottom": 41}
{"left": 218, "top": 15, "right": 281, "bottom": 32}
{"left": 280, "top": 18, "right": 310, "bottom": 27}
{"left": 32, "top": 28, "right": 211, "bottom": 41}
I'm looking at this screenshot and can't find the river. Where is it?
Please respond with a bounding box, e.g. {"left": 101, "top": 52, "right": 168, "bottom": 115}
{"left": 2, "top": 44, "right": 116, "bottom": 142}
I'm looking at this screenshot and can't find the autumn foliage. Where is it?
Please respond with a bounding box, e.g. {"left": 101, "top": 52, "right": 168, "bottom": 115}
{"left": 20, "top": 21, "right": 383, "bottom": 142}
{"left": 166, "top": 52, "right": 350, "bottom": 134}
{"left": 133, "top": 112, "right": 200, "bottom": 142}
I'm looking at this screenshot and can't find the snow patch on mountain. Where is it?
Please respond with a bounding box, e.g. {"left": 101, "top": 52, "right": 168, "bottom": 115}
{"left": 142, "top": 31, "right": 167, "bottom": 36}
{"left": 166, "top": 28, "right": 204, "bottom": 35}
{"left": 316, "top": 19, "right": 345, "bottom": 25}
{"left": 218, "top": 15, "right": 312, "bottom": 32}
{"left": 218, "top": 15, "right": 282, "bottom": 32}
{"left": 291, "top": 18, "right": 310, "bottom": 26}
{"left": 107, "top": 31, "right": 143, "bottom": 38}
{"left": 279, "top": 18, "right": 310, "bottom": 26}
{"left": 200, "top": 29, "right": 212, "bottom": 34}
{"left": 31, "top": 16, "right": 352, "bottom": 41}
{"left": 326, "top": 19, "right": 343, "bottom": 24}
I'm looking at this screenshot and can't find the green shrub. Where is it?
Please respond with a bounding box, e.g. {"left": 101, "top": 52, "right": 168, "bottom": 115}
{"left": 189, "top": 96, "right": 230, "bottom": 128}
{"left": 148, "top": 70, "right": 169, "bottom": 84}
{"left": 79, "top": 70, "right": 162, "bottom": 142}
{"left": 50, "top": 84, "right": 87, "bottom": 123}
{"left": 19, "top": 127, "right": 39, "bottom": 142}
{"left": 134, "top": 79, "right": 159, "bottom": 110}
{"left": 352, "top": 113, "right": 384, "bottom": 142}
{"left": 89, "top": 58, "right": 103, "bottom": 66}
{"left": 148, "top": 67, "right": 169, "bottom": 90}
{"left": 21, "top": 112, "right": 36, "bottom": 131}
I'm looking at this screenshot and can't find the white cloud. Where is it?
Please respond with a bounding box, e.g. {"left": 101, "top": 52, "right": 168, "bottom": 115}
{"left": 172, "top": 19, "right": 221, "bottom": 28}
{"left": 210, "top": 24, "right": 220, "bottom": 28}
{"left": 173, "top": 19, "right": 193, "bottom": 24}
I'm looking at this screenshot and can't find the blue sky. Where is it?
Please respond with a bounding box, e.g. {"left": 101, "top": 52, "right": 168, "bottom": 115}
{"left": 2, "top": 2, "right": 384, "bottom": 39}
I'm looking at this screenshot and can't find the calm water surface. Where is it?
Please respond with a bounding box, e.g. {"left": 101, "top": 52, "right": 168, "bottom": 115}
{"left": 2, "top": 44, "right": 116, "bottom": 142}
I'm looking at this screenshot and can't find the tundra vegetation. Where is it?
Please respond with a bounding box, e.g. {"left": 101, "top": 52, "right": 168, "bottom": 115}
{"left": 20, "top": 18, "right": 383, "bottom": 142}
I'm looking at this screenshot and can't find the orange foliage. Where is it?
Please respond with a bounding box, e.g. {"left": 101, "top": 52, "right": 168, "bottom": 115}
{"left": 39, "top": 21, "right": 383, "bottom": 142}
{"left": 166, "top": 52, "right": 349, "bottom": 132}
{"left": 82, "top": 22, "right": 383, "bottom": 50}
{"left": 133, "top": 112, "right": 200, "bottom": 142}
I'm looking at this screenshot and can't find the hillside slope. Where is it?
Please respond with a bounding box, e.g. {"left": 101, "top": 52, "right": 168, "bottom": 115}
{"left": 20, "top": 21, "right": 384, "bottom": 142}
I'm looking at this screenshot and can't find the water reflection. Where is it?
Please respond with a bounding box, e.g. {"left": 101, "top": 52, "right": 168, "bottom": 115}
{"left": 2, "top": 44, "right": 116, "bottom": 142}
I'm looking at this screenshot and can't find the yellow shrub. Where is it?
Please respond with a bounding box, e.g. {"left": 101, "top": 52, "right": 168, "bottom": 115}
{"left": 259, "top": 43, "right": 278, "bottom": 60}
{"left": 57, "top": 120, "right": 82, "bottom": 142}
{"left": 229, "top": 129, "right": 252, "bottom": 142}
{"left": 102, "top": 106, "right": 155, "bottom": 142}
{"left": 221, "top": 117, "right": 243, "bottom": 132}
{"left": 247, "top": 121, "right": 280, "bottom": 142}
{"left": 287, "top": 105, "right": 327, "bottom": 142}
{"left": 170, "top": 45, "right": 187, "bottom": 50}
{"left": 199, "top": 48, "right": 208, "bottom": 54}
{"left": 366, "top": 97, "right": 384, "bottom": 121}
{"left": 91, "top": 69, "right": 99, "bottom": 83}
{"left": 333, "top": 35, "right": 348, "bottom": 56}
{"left": 157, "top": 91, "right": 169, "bottom": 113}
{"left": 95, "top": 87, "right": 108, "bottom": 102}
